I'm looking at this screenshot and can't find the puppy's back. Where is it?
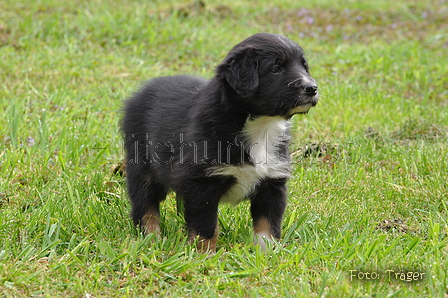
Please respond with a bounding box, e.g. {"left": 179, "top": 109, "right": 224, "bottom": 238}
{"left": 122, "top": 75, "right": 207, "bottom": 135}
{"left": 125, "top": 75, "right": 207, "bottom": 112}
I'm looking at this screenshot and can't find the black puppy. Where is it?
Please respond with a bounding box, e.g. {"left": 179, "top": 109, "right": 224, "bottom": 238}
{"left": 122, "top": 33, "right": 318, "bottom": 252}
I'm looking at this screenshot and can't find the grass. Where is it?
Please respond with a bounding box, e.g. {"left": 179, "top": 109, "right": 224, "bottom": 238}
{"left": 1, "top": 0, "right": 447, "bottom": 296}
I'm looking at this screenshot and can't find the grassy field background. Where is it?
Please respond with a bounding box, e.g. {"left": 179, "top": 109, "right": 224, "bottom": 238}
{"left": 1, "top": 0, "right": 447, "bottom": 297}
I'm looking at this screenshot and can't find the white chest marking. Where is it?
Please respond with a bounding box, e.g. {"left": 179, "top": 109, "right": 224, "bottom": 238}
{"left": 210, "top": 116, "right": 291, "bottom": 205}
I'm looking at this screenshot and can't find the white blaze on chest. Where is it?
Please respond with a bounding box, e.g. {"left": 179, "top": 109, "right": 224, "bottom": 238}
{"left": 210, "top": 116, "right": 291, "bottom": 204}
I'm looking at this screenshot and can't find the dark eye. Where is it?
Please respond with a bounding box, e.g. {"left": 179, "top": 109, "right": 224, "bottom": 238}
{"left": 301, "top": 59, "right": 309, "bottom": 70}
{"left": 271, "top": 66, "right": 282, "bottom": 74}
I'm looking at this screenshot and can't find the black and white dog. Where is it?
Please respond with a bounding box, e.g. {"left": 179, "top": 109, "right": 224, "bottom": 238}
{"left": 122, "top": 33, "right": 318, "bottom": 252}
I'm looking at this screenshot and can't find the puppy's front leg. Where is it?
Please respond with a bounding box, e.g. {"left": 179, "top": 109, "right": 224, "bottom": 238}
{"left": 250, "top": 178, "right": 287, "bottom": 250}
{"left": 182, "top": 184, "right": 220, "bottom": 253}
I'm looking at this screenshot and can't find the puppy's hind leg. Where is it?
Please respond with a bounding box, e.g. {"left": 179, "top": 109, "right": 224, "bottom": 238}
{"left": 127, "top": 168, "right": 167, "bottom": 236}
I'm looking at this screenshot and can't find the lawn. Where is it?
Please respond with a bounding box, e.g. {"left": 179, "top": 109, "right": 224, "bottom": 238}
{"left": 0, "top": 0, "right": 447, "bottom": 297}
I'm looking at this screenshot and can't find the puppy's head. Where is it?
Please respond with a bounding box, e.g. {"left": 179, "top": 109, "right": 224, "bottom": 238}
{"left": 217, "top": 33, "right": 318, "bottom": 118}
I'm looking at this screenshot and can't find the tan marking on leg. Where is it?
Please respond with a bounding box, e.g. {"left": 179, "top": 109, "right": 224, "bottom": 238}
{"left": 141, "top": 208, "right": 160, "bottom": 236}
{"left": 188, "top": 224, "right": 219, "bottom": 254}
{"left": 254, "top": 217, "right": 273, "bottom": 250}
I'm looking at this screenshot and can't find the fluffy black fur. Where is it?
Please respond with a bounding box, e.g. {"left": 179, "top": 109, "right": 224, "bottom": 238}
{"left": 122, "top": 33, "right": 318, "bottom": 252}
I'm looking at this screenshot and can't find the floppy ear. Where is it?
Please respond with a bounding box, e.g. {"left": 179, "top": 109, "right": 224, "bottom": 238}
{"left": 218, "top": 47, "right": 259, "bottom": 98}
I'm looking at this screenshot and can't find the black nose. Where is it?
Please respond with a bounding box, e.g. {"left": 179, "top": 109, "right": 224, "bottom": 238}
{"left": 303, "top": 85, "right": 318, "bottom": 96}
